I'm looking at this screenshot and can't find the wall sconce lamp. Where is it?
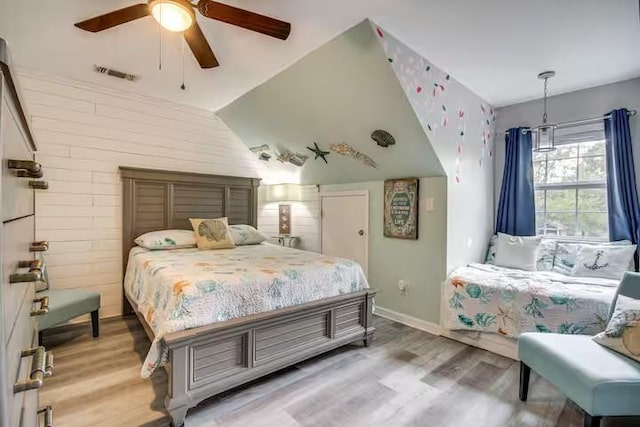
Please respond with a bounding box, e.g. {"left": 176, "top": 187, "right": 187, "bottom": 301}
{"left": 267, "top": 184, "right": 301, "bottom": 235}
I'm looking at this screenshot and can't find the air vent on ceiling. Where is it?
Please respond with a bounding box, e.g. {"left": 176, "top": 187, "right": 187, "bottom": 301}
{"left": 93, "top": 65, "right": 138, "bottom": 82}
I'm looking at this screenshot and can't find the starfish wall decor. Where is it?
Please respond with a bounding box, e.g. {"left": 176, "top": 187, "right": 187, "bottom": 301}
{"left": 306, "top": 142, "right": 330, "bottom": 164}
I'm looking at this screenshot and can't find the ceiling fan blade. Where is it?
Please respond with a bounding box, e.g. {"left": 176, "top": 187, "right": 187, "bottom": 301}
{"left": 197, "top": 0, "right": 291, "bottom": 40}
{"left": 75, "top": 4, "right": 150, "bottom": 32}
{"left": 184, "top": 22, "right": 220, "bottom": 69}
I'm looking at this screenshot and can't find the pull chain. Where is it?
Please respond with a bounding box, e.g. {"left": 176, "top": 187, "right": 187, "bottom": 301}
{"left": 181, "top": 37, "right": 186, "bottom": 90}
{"left": 158, "top": 2, "right": 163, "bottom": 70}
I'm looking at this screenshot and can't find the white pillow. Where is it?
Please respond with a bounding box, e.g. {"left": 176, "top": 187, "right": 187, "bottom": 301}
{"left": 571, "top": 244, "right": 637, "bottom": 280}
{"left": 229, "top": 224, "right": 267, "bottom": 245}
{"left": 135, "top": 229, "right": 196, "bottom": 250}
{"left": 493, "top": 233, "right": 542, "bottom": 271}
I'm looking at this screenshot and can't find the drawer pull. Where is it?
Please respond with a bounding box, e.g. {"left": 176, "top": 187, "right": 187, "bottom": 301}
{"left": 17, "top": 169, "right": 44, "bottom": 178}
{"left": 30, "top": 241, "right": 50, "bottom": 252}
{"left": 10, "top": 270, "right": 42, "bottom": 283}
{"left": 11, "top": 260, "right": 43, "bottom": 283}
{"left": 7, "top": 159, "right": 41, "bottom": 173}
{"left": 37, "top": 406, "right": 53, "bottom": 427}
{"left": 29, "top": 181, "right": 49, "bottom": 190}
{"left": 18, "top": 259, "right": 43, "bottom": 269}
{"left": 13, "top": 346, "right": 53, "bottom": 393}
{"left": 31, "top": 296, "right": 50, "bottom": 316}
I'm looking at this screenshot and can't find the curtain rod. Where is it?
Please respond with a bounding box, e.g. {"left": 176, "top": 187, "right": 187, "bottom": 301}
{"left": 499, "top": 109, "right": 637, "bottom": 135}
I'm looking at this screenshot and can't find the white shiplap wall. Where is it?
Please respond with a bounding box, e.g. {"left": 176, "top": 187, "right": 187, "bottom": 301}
{"left": 20, "top": 70, "right": 267, "bottom": 319}
{"left": 257, "top": 185, "right": 321, "bottom": 253}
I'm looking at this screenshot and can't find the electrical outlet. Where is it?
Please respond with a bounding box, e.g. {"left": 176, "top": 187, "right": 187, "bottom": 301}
{"left": 398, "top": 279, "right": 408, "bottom": 293}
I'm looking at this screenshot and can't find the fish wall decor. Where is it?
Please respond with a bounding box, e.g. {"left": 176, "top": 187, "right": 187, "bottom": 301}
{"left": 329, "top": 143, "right": 377, "bottom": 168}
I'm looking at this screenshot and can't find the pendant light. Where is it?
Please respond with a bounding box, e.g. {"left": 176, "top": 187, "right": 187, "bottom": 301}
{"left": 533, "top": 71, "right": 556, "bottom": 152}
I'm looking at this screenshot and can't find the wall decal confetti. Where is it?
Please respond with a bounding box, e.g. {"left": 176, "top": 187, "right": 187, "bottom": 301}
{"left": 373, "top": 20, "right": 495, "bottom": 182}
{"left": 376, "top": 28, "right": 384, "bottom": 38}
{"left": 455, "top": 108, "right": 466, "bottom": 183}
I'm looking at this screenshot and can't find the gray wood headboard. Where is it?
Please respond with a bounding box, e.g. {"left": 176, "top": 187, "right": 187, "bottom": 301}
{"left": 120, "top": 166, "right": 261, "bottom": 313}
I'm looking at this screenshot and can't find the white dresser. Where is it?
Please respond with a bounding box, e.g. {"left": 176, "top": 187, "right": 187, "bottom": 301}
{"left": 0, "top": 39, "right": 52, "bottom": 427}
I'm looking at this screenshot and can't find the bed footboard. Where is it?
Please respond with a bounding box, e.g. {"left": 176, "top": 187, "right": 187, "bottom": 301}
{"left": 161, "top": 290, "right": 375, "bottom": 426}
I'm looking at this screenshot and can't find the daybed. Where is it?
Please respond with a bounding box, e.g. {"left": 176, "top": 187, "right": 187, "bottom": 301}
{"left": 441, "top": 236, "right": 634, "bottom": 358}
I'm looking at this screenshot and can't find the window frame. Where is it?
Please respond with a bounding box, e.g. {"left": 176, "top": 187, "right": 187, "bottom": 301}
{"left": 533, "top": 138, "right": 608, "bottom": 241}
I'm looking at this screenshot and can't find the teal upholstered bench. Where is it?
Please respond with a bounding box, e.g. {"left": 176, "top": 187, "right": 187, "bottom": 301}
{"left": 37, "top": 289, "right": 101, "bottom": 344}
{"left": 518, "top": 272, "right": 640, "bottom": 427}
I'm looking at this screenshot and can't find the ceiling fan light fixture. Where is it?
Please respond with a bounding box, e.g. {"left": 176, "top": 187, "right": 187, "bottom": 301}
{"left": 149, "top": 0, "right": 195, "bottom": 32}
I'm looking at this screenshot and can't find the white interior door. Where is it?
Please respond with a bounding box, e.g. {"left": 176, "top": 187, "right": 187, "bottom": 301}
{"left": 321, "top": 192, "right": 369, "bottom": 276}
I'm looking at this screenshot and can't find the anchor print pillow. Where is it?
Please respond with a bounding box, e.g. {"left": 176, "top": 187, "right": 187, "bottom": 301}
{"left": 593, "top": 308, "right": 640, "bottom": 362}
{"left": 571, "top": 244, "right": 637, "bottom": 280}
{"left": 189, "top": 217, "right": 236, "bottom": 250}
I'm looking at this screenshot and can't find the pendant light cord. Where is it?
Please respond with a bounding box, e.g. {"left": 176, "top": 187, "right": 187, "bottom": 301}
{"left": 542, "top": 77, "right": 548, "bottom": 125}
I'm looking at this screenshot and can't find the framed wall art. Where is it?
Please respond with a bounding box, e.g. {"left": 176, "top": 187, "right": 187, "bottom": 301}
{"left": 384, "top": 178, "right": 419, "bottom": 240}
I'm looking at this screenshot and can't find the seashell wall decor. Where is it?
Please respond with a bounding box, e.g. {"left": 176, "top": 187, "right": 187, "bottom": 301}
{"left": 371, "top": 129, "right": 395, "bottom": 147}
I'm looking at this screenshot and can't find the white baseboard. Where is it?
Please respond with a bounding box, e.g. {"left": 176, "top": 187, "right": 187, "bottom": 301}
{"left": 373, "top": 306, "right": 441, "bottom": 336}
{"left": 439, "top": 329, "right": 518, "bottom": 360}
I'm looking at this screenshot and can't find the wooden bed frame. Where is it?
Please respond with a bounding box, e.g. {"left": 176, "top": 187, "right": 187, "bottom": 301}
{"left": 120, "top": 167, "right": 376, "bottom": 426}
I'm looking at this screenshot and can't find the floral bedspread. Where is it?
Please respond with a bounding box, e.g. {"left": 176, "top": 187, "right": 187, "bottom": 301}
{"left": 443, "top": 263, "right": 617, "bottom": 339}
{"left": 124, "top": 243, "right": 369, "bottom": 378}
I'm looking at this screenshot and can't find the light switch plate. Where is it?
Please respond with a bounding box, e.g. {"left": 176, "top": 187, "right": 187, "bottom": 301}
{"left": 424, "top": 197, "right": 435, "bottom": 212}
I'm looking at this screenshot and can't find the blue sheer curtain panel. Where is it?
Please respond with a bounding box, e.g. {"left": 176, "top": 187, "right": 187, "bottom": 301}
{"left": 605, "top": 108, "right": 640, "bottom": 245}
{"left": 496, "top": 128, "right": 536, "bottom": 236}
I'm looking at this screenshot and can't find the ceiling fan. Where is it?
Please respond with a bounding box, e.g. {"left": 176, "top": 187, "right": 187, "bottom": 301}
{"left": 74, "top": 0, "right": 292, "bottom": 69}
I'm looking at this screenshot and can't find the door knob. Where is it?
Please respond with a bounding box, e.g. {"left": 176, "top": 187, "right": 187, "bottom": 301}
{"left": 358, "top": 230, "right": 364, "bottom": 236}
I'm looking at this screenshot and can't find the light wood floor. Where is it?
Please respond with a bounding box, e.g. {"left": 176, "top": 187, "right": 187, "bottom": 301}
{"left": 40, "top": 316, "right": 639, "bottom": 427}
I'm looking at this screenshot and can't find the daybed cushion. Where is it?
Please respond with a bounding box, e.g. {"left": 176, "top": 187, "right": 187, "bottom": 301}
{"left": 519, "top": 333, "right": 640, "bottom": 416}
{"left": 443, "top": 263, "right": 616, "bottom": 337}
{"left": 37, "top": 289, "right": 101, "bottom": 331}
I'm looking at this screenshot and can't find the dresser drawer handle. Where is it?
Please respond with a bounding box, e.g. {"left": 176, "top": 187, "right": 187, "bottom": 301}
{"left": 37, "top": 406, "right": 53, "bottom": 427}
{"left": 29, "top": 181, "right": 49, "bottom": 190}
{"left": 10, "top": 270, "right": 42, "bottom": 283}
{"left": 13, "top": 346, "right": 53, "bottom": 393}
{"left": 7, "top": 159, "right": 41, "bottom": 173}
{"left": 30, "top": 241, "right": 50, "bottom": 252}
{"left": 11, "top": 260, "right": 43, "bottom": 283}
{"left": 31, "top": 296, "right": 50, "bottom": 316}
{"left": 17, "top": 169, "right": 44, "bottom": 178}
{"left": 18, "top": 259, "right": 43, "bottom": 269}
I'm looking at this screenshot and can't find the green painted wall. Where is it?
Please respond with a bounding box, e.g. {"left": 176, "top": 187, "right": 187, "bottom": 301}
{"left": 321, "top": 177, "right": 447, "bottom": 324}
{"left": 219, "top": 20, "right": 444, "bottom": 185}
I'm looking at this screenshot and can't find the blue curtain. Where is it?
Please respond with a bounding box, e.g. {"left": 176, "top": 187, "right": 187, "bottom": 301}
{"left": 605, "top": 108, "right": 640, "bottom": 245}
{"left": 496, "top": 128, "right": 536, "bottom": 236}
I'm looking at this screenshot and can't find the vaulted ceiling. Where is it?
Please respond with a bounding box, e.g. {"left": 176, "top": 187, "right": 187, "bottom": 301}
{"left": 1, "top": 0, "right": 639, "bottom": 111}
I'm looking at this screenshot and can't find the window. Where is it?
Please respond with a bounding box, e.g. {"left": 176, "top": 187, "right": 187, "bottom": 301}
{"left": 534, "top": 130, "right": 608, "bottom": 240}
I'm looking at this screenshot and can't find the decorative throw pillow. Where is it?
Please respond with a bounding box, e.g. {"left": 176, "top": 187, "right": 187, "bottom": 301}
{"left": 493, "top": 233, "right": 542, "bottom": 271}
{"left": 592, "top": 309, "right": 640, "bottom": 362}
{"left": 485, "top": 235, "right": 498, "bottom": 264}
{"left": 486, "top": 235, "right": 555, "bottom": 271}
{"left": 571, "top": 244, "right": 637, "bottom": 280}
{"left": 189, "top": 217, "right": 235, "bottom": 250}
{"left": 553, "top": 241, "right": 634, "bottom": 275}
{"left": 229, "top": 224, "right": 267, "bottom": 246}
{"left": 536, "top": 239, "right": 557, "bottom": 271}
{"left": 135, "top": 229, "right": 196, "bottom": 250}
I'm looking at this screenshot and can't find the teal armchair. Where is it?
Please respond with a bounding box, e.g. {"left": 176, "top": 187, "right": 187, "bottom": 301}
{"left": 518, "top": 271, "right": 640, "bottom": 427}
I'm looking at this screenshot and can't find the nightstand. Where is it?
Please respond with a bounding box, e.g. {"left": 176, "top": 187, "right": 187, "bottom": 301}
{"left": 276, "top": 235, "right": 300, "bottom": 248}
